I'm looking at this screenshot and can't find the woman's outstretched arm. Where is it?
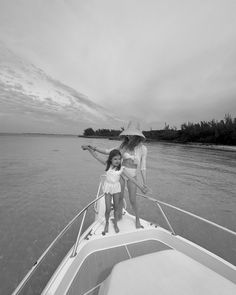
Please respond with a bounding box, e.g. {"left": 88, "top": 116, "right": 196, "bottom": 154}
{"left": 91, "top": 146, "right": 110, "bottom": 155}
{"left": 87, "top": 148, "right": 107, "bottom": 165}
{"left": 91, "top": 145, "right": 122, "bottom": 155}
{"left": 82, "top": 145, "right": 110, "bottom": 155}
{"left": 82, "top": 144, "right": 119, "bottom": 155}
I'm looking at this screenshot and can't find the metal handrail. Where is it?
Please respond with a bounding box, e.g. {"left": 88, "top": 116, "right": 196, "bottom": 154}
{"left": 12, "top": 192, "right": 105, "bottom": 295}
{"left": 94, "top": 180, "right": 103, "bottom": 213}
{"left": 71, "top": 210, "right": 87, "bottom": 257}
{"left": 13, "top": 182, "right": 236, "bottom": 295}
{"left": 136, "top": 192, "right": 236, "bottom": 237}
{"left": 124, "top": 187, "right": 176, "bottom": 235}
{"left": 155, "top": 202, "right": 176, "bottom": 235}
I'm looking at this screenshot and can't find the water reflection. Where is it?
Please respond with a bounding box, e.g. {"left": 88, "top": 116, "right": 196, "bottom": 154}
{"left": 0, "top": 135, "right": 235, "bottom": 294}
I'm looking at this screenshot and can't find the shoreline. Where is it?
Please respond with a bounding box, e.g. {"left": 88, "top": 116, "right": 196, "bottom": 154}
{"left": 1, "top": 133, "right": 235, "bottom": 152}
{"left": 182, "top": 142, "right": 236, "bottom": 152}
{"left": 78, "top": 135, "right": 236, "bottom": 152}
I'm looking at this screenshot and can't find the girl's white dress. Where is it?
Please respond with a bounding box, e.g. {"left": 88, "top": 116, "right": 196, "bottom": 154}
{"left": 102, "top": 167, "right": 124, "bottom": 194}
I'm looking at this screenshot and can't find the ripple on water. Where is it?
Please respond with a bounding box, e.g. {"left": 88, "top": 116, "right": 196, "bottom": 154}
{"left": 0, "top": 136, "right": 236, "bottom": 294}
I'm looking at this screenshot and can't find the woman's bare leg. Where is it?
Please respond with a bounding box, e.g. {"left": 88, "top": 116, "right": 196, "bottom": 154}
{"left": 113, "top": 193, "right": 120, "bottom": 233}
{"left": 127, "top": 179, "right": 143, "bottom": 228}
{"left": 103, "top": 194, "right": 112, "bottom": 234}
{"left": 117, "top": 176, "right": 125, "bottom": 220}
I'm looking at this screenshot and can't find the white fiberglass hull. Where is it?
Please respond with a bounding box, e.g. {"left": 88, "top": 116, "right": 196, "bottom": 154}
{"left": 42, "top": 210, "right": 236, "bottom": 295}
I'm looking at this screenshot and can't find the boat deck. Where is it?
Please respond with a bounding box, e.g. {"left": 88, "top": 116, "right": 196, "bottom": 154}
{"left": 99, "top": 250, "right": 236, "bottom": 295}
{"left": 43, "top": 211, "right": 236, "bottom": 295}
{"left": 67, "top": 239, "right": 171, "bottom": 295}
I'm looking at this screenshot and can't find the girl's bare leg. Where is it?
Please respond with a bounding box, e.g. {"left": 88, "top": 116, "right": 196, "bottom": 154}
{"left": 117, "top": 176, "right": 125, "bottom": 220}
{"left": 127, "top": 179, "right": 143, "bottom": 228}
{"left": 112, "top": 193, "right": 120, "bottom": 233}
{"left": 103, "top": 194, "right": 112, "bottom": 234}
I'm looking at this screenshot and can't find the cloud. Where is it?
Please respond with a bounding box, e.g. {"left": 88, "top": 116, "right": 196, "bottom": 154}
{"left": 0, "top": 0, "right": 236, "bottom": 130}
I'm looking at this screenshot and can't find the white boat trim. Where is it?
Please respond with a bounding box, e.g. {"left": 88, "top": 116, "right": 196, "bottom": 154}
{"left": 12, "top": 183, "right": 236, "bottom": 295}
{"left": 83, "top": 283, "right": 102, "bottom": 295}
{"left": 12, "top": 193, "right": 105, "bottom": 295}
{"left": 42, "top": 213, "right": 235, "bottom": 295}
{"left": 124, "top": 244, "right": 132, "bottom": 259}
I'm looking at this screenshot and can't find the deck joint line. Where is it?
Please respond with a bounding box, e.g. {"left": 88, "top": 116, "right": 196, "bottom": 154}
{"left": 83, "top": 282, "right": 102, "bottom": 295}
{"left": 125, "top": 244, "right": 132, "bottom": 259}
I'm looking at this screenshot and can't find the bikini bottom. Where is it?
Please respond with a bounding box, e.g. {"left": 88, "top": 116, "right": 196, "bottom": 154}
{"left": 122, "top": 166, "right": 137, "bottom": 178}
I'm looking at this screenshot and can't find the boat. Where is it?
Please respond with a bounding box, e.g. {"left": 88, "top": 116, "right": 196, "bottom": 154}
{"left": 12, "top": 176, "right": 236, "bottom": 294}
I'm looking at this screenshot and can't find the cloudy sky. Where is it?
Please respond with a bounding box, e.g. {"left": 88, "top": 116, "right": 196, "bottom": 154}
{"left": 0, "top": 0, "right": 236, "bottom": 130}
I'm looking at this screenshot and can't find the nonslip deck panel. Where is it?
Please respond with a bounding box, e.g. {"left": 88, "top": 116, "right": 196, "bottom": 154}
{"left": 127, "top": 239, "right": 170, "bottom": 257}
{"left": 66, "top": 239, "right": 170, "bottom": 295}
{"left": 67, "top": 246, "right": 129, "bottom": 295}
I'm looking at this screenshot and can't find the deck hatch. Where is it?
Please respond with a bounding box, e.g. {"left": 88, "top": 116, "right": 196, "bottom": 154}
{"left": 67, "top": 239, "right": 169, "bottom": 295}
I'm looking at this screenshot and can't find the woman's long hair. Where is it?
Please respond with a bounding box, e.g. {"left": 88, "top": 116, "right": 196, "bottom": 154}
{"left": 120, "top": 135, "right": 144, "bottom": 151}
{"left": 105, "top": 149, "right": 122, "bottom": 171}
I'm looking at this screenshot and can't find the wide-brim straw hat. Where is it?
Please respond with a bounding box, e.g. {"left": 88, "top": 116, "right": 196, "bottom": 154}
{"left": 119, "top": 121, "right": 145, "bottom": 138}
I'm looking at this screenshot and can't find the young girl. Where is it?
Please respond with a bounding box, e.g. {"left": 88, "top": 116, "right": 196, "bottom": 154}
{"left": 82, "top": 146, "right": 148, "bottom": 234}
{"left": 83, "top": 121, "right": 148, "bottom": 228}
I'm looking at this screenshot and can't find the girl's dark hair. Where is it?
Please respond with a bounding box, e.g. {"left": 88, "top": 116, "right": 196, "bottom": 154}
{"left": 105, "top": 149, "right": 122, "bottom": 171}
{"left": 120, "top": 135, "right": 144, "bottom": 151}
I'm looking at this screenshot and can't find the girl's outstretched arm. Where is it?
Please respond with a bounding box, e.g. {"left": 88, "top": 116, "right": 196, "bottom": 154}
{"left": 87, "top": 148, "right": 107, "bottom": 165}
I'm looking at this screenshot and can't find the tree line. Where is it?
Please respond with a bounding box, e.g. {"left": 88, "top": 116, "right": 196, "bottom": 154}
{"left": 83, "top": 128, "right": 121, "bottom": 137}
{"left": 83, "top": 114, "right": 236, "bottom": 145}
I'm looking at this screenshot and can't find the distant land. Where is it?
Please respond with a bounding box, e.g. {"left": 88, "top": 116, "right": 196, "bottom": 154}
{"left": 80, "top": 114, "right": 236, "bottom": 147}
{"left": 1, "top": 132, "right": 235, "bottom": 152}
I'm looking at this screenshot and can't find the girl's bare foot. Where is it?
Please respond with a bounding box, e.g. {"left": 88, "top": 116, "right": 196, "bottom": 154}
{"left": 105, "top": 221, "right": 109, "bottom": 232}
{"left": 136, "top": 219, "right": 144, "bottom": 229}
{"left": 102, "top": 221, "right": 109, "bottom": 235}
{"left": 117, "top": 207, "right": 123, "bottom": 220}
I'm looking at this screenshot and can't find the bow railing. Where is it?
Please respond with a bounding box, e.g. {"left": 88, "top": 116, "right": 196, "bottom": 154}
{"left": 12, "top": 179, "right": 236, "bottom": 294}
{"left": 135, "top": 191, "right": 236, "bottom": 266}
{"left": 136, "top": 192, "right": 236, "bottom": 236}
{"left": 12, "top": 190, "right": 106, "bottom": 295}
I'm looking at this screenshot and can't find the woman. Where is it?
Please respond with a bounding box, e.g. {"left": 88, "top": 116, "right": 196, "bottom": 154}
{"left": 83, "top": 121, "right": 148, "bottom": 228}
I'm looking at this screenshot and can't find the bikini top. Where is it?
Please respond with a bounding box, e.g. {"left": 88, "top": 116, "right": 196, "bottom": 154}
{"left": 123, "top": 152, "right": 138, "bottom": 164}
{"left": 122, "top": 145, "right": 147, "bottom": 170}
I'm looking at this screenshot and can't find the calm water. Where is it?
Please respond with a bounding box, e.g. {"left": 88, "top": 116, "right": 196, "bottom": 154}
{"left": 0, "top": 135, "right": 236, "bottom": 294}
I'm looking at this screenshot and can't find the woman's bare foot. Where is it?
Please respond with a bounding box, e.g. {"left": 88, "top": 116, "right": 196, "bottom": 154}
{"left": 81, "top": 145, "right": 89, "bottom": 150}
{"left": 117, "top": 212, "right": 123, "bottom": 221}
{"left": 135, "top": 219, "right": 144, "bottom": 229}
{"left": 114, "top": 223, "right": 120, "bottom": 233}
{"left": 111, "top": 218, "right": 120, "bottom": 233}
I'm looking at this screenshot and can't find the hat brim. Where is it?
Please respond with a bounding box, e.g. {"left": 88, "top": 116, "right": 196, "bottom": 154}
{"left": 119, "top": 130, "right": 145, "bottom": 138}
